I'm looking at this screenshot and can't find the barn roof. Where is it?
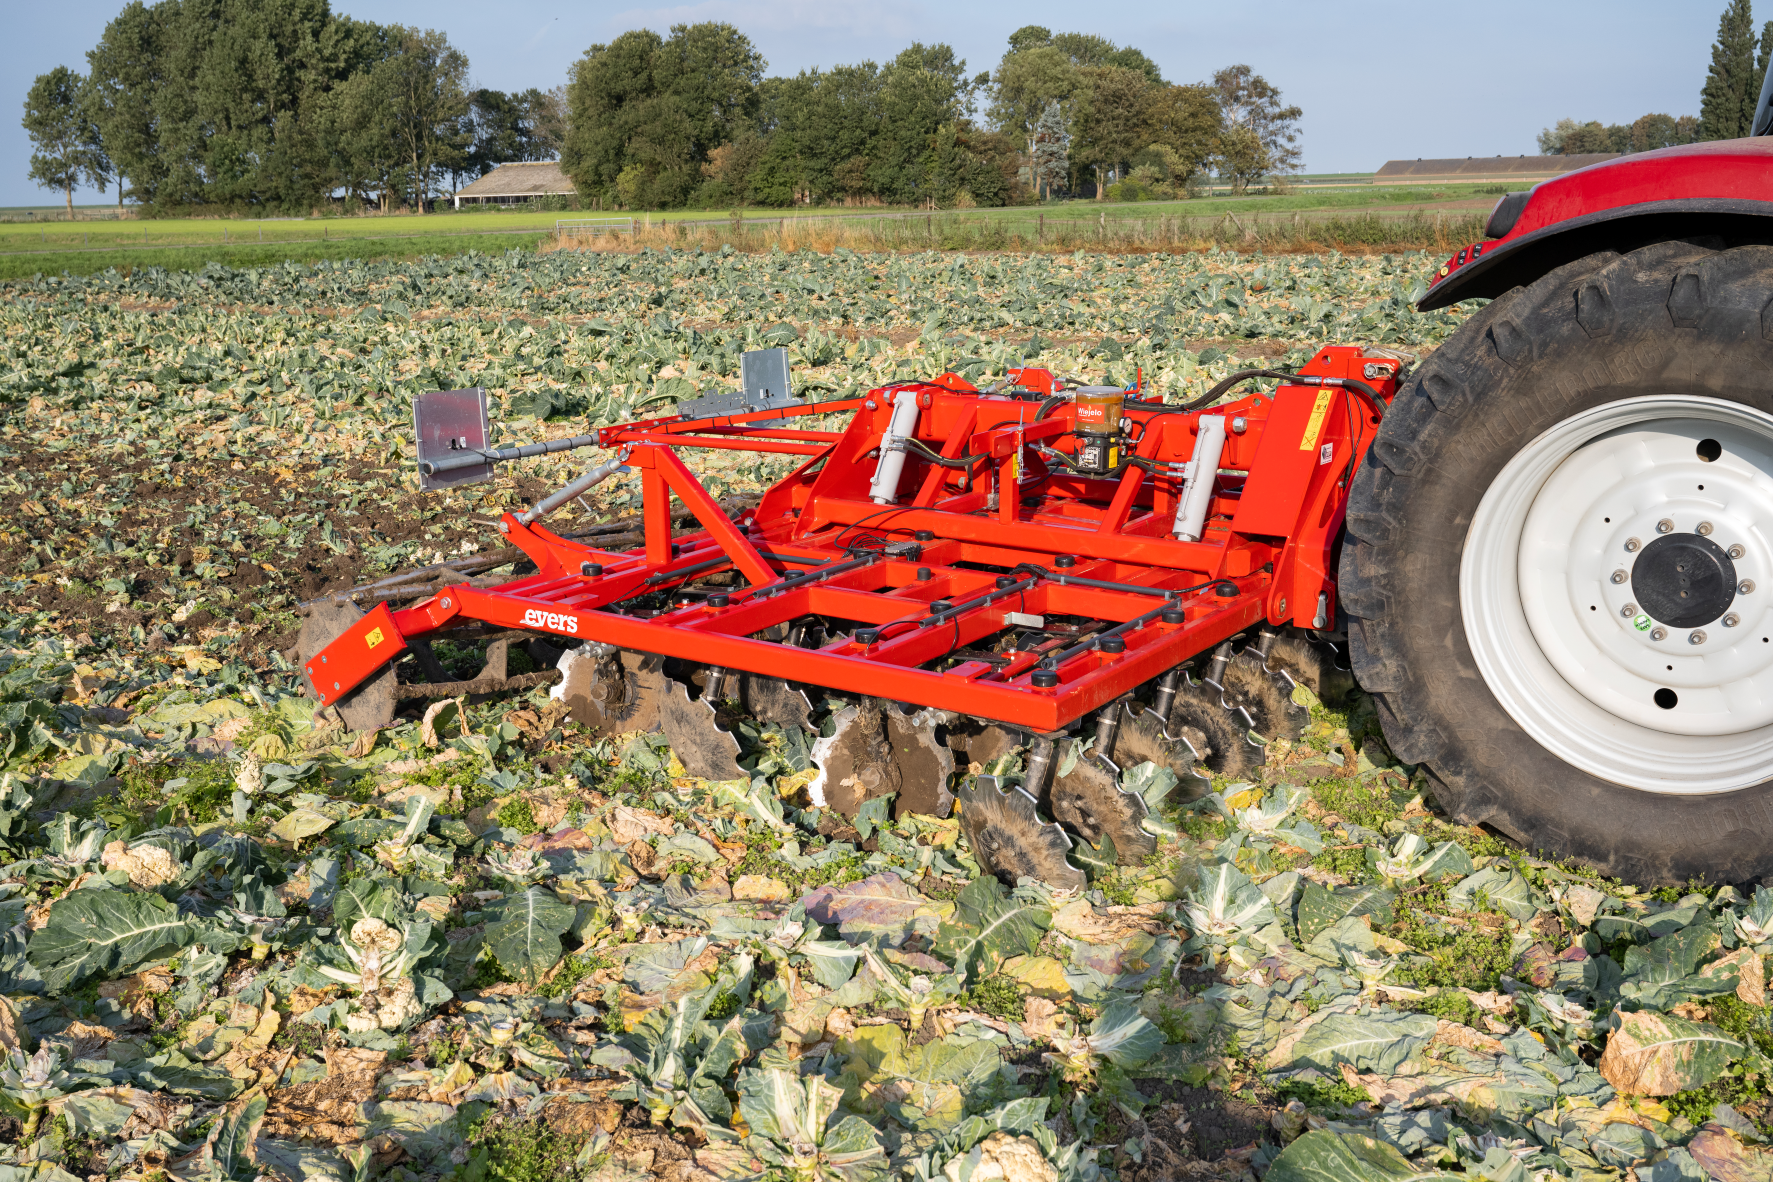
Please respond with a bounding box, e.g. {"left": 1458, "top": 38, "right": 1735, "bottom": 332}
{"left": 1374, "top": 154, "right": 1620, "bottom": 181}
{"left": 456, "top": 161, "right": 575, "bottom": 198}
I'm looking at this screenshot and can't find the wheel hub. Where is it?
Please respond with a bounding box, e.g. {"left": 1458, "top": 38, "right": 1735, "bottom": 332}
{"left": 1463, "top": 396, "right": 1773, "bottom": 794}
{"left": 1631, "top": 532, "right": 1737, "bottom": 628}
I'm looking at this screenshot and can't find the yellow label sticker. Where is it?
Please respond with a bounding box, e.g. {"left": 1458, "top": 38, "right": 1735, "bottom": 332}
{"left": 365, "top": 626, "right": 385, "bottom": 649}
{"left": 1300, "top": 390, "right": 1335, "bottom": 451}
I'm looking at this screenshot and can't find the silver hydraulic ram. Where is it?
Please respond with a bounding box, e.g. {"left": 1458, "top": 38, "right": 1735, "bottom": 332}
{"left": 1172, "top": 415, "right": 1227, "bottom": 542}
{"left": 517, "top": 449, "right": 632, "bottom": 525}
{"left": 868, "top": 389, "right": 922, "bottom": 504}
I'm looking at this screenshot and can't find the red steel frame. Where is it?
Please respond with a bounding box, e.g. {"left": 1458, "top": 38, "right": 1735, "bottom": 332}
{"left": 304, "top": 346, "right": 1397, "bottom": 732}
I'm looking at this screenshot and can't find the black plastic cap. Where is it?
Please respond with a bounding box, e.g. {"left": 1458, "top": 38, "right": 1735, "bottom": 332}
{"left": 855, "top": 628, "right": 879, "bottom": 645}
{"left": 995, "top": 576, "right": 1016, "bottom": 589}
{"left": 1032, "top": 669, "right": 1059, "bottom": 688}
{"left": 1161, "top": 606, "right": 1185, "bottom": 624}
{"left": 916, "top": 567, "right": 932, "bottom": 581}
{"left": 1022, "top": 495, "right": 1042, "bottom": 507}
{"left": 1214, "top": 581, "right": 1239, "bottom": 597}
{"left": 708, "top": 593, "right": 730, "bottom": 607}
{"left": 1100, "top": 635, "right": 1126, "bottom": 653}
{"left": 914, "top": 530, "right": 935, "bottom": 541}
{"left": 929, "top": 600, "right": 953, "bottom": 613}
{"left": 1054, "top": 554, "right": 1076, "bottom": 568}
{"left": 580, "top": 562, "right": 603, "bottom": 577}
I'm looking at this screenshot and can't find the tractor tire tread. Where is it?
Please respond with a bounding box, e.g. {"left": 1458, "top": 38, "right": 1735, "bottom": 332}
{"left": 1343, "top": 240, "right": 1773, "bottom": 883}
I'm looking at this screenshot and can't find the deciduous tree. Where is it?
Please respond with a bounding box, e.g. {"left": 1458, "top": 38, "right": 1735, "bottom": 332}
{"left": 22, "top": 66, "right": 106, "bottom": 215}
{"left": 1211, "top": 65, "right": 1301, "bottom": 184}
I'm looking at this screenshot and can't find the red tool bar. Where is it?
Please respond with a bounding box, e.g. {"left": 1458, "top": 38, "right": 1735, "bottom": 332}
{"left": 380, "top": 579, "right": 1263, "bottom": 729}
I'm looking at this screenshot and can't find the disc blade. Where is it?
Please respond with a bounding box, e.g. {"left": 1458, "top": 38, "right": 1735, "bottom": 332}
{"left": 885, "top": 707, "right": 955, "bottom": 818}
{"left": 947, "top": 720, "right": 1024, "bottom": 773}
{"left": 810, "top": 700, "right": 956, "bottom": 820}
{"left": 1048, "top": 744, "right": 1157, "bottom": 863}
{"left": 1167, "top": 677, "right": 1264, "bottom": 779}
{"left": 809, "top": 701, "right": 894, "bottom": 817}
{"left": 1222, "top": 653, "right": 1309, "bottom": 742}
{"left": 1110, "top": 710, "right": 1209, "bottom": 801}
{"left": 555, "top": 647, "right": 665, "bottom": 737}
{"left": 298, "top": 598, "right": 395, "bottom": 733}
{"left": 740, "top": 674, "right": 815, "bottom": 733}
{"left": 658, "top": 677, "right": 747, "bottom": 780}
{"left": 957, "top": 775, "right": 1085, "bottom": 892}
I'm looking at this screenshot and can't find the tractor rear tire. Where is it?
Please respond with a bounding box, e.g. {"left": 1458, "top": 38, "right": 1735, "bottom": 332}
{"left": 1343, "top": 240, "right": 1773, "bottom": 884}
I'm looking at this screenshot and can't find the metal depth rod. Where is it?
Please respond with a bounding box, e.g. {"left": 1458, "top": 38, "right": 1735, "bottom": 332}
{"left": 421, "top": 433, "right": 602, "bottom": 476}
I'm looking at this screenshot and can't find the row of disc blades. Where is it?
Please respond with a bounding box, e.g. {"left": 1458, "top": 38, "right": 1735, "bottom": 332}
{"left": 550, "top": 631, "right": 1351, "bottom": 890}
{"left": 301, "top": 597, "right": 1351, "bottom": 890}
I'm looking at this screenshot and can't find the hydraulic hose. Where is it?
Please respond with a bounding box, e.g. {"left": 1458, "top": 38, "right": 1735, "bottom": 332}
{"left": 1177, "top": 369, "right": 1386, "bottom": 419}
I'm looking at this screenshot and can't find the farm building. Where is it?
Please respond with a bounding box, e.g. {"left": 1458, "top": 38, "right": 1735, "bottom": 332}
{"left": 453, "top": 161, "right": 576, "bottom": 208}
{"left": 1373, "top": 154, "right": 1619, "bottom": 184}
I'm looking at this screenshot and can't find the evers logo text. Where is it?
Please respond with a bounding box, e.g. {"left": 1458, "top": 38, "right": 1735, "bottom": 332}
{"left": 521, "top": 609, "right": 579, "bottom": 634}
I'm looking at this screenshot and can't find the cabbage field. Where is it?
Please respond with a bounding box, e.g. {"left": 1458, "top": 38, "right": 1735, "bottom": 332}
{"left": 0, "top": 244, "right": 1770, "bottom": 1182}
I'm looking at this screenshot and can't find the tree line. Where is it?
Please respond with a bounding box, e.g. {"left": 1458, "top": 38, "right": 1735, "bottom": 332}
{"left": 21, "top": 0, "right": 560, "bottom": 215}
{"left": 1539, "top": 0, "right": 1770, "bottom": 155}
{"left": 22, "top": 5, "right": 1304, "bottom": 214}
{"left": 561, "top": 23, "right": 1302, "bottom": 210}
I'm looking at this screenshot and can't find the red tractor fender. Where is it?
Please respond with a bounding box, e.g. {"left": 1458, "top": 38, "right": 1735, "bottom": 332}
{"left": 1419, "top": 137, "right": 1773, "bottom": 311}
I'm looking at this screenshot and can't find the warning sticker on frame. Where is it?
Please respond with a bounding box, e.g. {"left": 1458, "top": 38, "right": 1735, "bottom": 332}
{"left": 1318, "top": 443, "right": 1334, "bottom": 466}
{"left": 1300, "top": 390, "right": 1334, "bottom": 450}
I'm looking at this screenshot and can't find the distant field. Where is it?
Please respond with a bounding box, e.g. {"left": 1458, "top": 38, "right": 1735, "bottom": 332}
{"left": 0, "top": 183, "right": 1501, "bottom": 279}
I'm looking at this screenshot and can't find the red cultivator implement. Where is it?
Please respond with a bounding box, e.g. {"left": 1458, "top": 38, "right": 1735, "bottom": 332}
{"left": 301, "top": 346, "right": 1399, "bottom": 888}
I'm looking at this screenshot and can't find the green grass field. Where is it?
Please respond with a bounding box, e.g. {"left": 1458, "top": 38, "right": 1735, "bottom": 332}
{"left": 0, "top": 181, "right": 1505, "bottom": 279}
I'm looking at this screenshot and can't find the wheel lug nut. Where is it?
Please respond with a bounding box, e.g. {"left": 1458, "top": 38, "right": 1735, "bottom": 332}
{"left": 1725, "top": 613, "right": 1741, "bottom": 627}
{"left": 1742, "top": 580, "right": 1757, "bottom": 595}
{"left": 1730, "top": 544, "right": 1746, "bottom": 559}
{"left": 1610, "top": 570, "right": 1629, "bottom": 584}
{"left": 1657, "top": 519, "right": 1675, "bottom": 534}
{"left": 1652, "top": 627, "right": 1668, "bottom": 641}
{"left": 1625, "top": 537, "right": 1642, "bottom": 552}
{"left": 1690, "top": 630, "right": 1708, "bottom": 644}
{"left": 1697, "top": 521, "right": 1714, "bottom": 536}
{"left": 1621, "top": 603, "right": 1638, "bottom": 617}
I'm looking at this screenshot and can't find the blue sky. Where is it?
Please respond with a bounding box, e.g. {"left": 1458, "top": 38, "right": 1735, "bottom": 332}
{"left": 3, "top": 0, "right": 1723, "bottom": 208}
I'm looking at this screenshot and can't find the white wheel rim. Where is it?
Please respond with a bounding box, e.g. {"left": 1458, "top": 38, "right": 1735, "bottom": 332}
{"left": 1462, "top": 396, "right": 1773, "bottom": 795}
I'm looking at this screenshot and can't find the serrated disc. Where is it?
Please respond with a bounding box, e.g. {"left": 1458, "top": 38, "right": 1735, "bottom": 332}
{"left": 298, "top": 599, "right": 395, "bottom": 733}
{"left": 740, "top": 674, "right": 815, "bottom": 733}
{"left": 557, "top": 648, "right": 665, "bottom": 736}
{"left": 1168, "top": 676, "right": 1264, "bottom": 779}
{"left": 1108, "top": 709, "right": 1201, "bottom": 784}
{"left": 809, "top": 699, "right": 955, "bottom": 819}
{"left": 957, "top": 775, "right": 1085, "bottom": 891}
{"left": 658, "top": 677, "right": 747, "bottom": 780}
{"left": 946, "top": 721, "right": 1024, "bottom": 773}
{"left": 1048, "top": 743, "right": 1157, "bottom": 864}
{"left": 1222, "top": 652, "right": 1309, "bottom": 741}
{"left": 1263, "top": 634, "right": 1356, "bottom": 709}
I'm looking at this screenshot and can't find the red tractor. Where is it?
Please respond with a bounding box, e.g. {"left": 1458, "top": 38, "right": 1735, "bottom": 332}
{"left": 299, "top": 116, "right": 1773, "bottom": 888}
{"left": 1355, "top": 121, "right": 1773, "bottom": 886}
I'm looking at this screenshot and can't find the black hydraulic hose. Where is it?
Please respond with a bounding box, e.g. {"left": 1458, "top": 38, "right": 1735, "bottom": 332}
{"left": 1176, "top": 368, "right": 1295, "bottom": 412}
{"left": 905, "top": 437, "right": 988, "bottom": 470}
{"left": 1176, "top": 368, "right": 1386, "bottom": 420}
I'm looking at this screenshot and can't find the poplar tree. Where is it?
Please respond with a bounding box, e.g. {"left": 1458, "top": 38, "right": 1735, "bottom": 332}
{"left": 1699, "top": 0, "right": 1759, "bottom": 140}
